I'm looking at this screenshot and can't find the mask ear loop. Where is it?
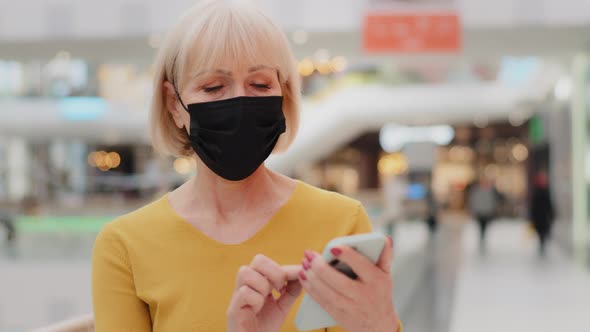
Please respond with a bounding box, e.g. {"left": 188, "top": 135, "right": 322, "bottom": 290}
{"left": 170, "top": 56, "right": 189, "bottom": 112}
{"left": 169, "top": 59, "right": 192, "bottom": 138}
{"left": 172, "top": 78, "right": 189, "bottom": 112}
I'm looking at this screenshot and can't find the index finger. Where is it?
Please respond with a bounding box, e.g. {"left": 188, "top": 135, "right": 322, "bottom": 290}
{"left": 251, "top": 254, "right": 288, "bottom": 291}
{"left": 282, "top": 265, "right": 302, "bottom": 281}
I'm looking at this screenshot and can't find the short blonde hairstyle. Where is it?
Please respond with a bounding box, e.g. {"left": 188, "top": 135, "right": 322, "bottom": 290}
{"left": 150, "top": 0, "right": 301, "bottom": 157}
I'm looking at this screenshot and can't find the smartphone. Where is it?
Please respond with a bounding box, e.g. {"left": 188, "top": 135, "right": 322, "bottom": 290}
{"left": 294, "top": 233, "right": 387, "bottom": 331}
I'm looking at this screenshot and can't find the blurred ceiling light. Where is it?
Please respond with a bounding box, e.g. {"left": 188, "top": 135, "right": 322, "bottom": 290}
{"left": 380, "top": 124, "right": 454, "bottom": 153}
{"left": 474, "top": 115, "right": 488, "bottom": 129}
{"left": 149, "top": 33, "right": 162, "bottom": 49}
{"left": 89, "top": 151, "right": 121, "bottom": 171}
{"left": 511, "top": 143, "right": 529, "bottom": 162}
{"left": 292, "top": 30, "right": 308, "bottom": 45}
{"left": 378, "top": 153, "right": 408, "bottom": 177}
{"left": 554, "top": 77, "right": 572, "bottom": 101}
{"left": 508, "top": 112, "right": 526, "bottom": 127}
{"left": 174, "top": 157, "right": 193, "bottom": 175}
{"left": 330, "top": 56, "right": 348, "bottom": 73}
{"left": 316, "top": 62, "right": 332, "bottom": 75}
{"left": 298, "top": 58, "right": 315, "bottom": 77}
{"left": 104, "top": 155, "right": 114, "bottom": 168}
{"left": 106, "top": 152, "right": 121, "bottom": 169}
{"left": 94, "top": 151, "right": 108, "bottom": 168}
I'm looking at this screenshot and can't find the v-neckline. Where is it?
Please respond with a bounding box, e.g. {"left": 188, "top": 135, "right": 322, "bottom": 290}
{"left": 163, "top": 180, "right": 302, "bottom": 248}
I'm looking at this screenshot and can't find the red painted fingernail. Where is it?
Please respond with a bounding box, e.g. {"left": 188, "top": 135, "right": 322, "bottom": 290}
{"left": 304, "top": 250, "right": 315, "bottom": 262}
{"left": 330, "top": 248, "right": 342, "bottom": 256}
{"left": 298, "top": 270, "right": 307, "bottom": 281}
{"left": 302, "top": 259, "right": 311, "bottom": 271}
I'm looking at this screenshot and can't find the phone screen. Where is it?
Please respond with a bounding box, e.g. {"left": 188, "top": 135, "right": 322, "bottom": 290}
{"left": 329, "top": 259, "right": 358, "bottom": 280}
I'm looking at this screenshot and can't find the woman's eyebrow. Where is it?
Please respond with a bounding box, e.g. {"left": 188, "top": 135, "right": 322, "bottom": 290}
{"left": 194, "top": 69, "right": 232, "bottom": 78}
{"left": 248, "top": 65, "right": 275, "bottom": 73}
{"left": 191, "top": 66, "right": 277, "bottom": 82}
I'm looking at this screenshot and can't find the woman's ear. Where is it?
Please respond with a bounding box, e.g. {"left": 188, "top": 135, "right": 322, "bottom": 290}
{"left": 163, "top": 81, "right": 186, "bottom": 129}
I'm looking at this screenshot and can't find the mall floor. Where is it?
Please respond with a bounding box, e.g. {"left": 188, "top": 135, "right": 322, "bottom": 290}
{"left": 1, "top": 216, "right": 589, "bottom": 331}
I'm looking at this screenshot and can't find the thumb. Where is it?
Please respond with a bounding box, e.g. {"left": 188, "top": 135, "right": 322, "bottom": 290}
{"left": 376, "top": 235, "right": 393, "bottom": 273}
{"left": 276, "top": 280, "right": 302, "bottom": 312}
{"left": 276, "top": 265, "right": 303, "bottom": 312}
{"left": 282, "top": 265, "right": 302, "bottom": 281}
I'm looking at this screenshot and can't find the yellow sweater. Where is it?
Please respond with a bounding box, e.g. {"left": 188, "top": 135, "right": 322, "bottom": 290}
{"left": 92, "top": 181, "right": 392, "bottom": 331}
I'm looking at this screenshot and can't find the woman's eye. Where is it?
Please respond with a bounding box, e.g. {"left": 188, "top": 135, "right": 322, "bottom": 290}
{"left": 203, "top": 85, "right": 223, "bottom": 93}
{"left": 252, "top": 83, "right": 271, "bottom": 90}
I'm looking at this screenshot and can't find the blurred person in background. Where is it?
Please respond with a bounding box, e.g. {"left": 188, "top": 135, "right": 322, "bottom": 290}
{"left": 468, "top": 176, "right": 500, "bottom": 251}
{"left": 424, "top": 177, "right": 438, "bottom": 235}
{"left": 0, "top": 196, "right": 41, "bottom": 245}
{"left": 529, "top": 169, "right": 555, "bottom": 256}
{"left": 0, "top": 208, "right": 16, "bottom": 244}
{"left": 92, "top": 1, "right": 401, "bottom": 331}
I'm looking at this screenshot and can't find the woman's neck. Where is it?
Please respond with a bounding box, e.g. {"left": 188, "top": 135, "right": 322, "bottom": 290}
{"left": 172, "top": 163, "right": 293, "bottom": 225}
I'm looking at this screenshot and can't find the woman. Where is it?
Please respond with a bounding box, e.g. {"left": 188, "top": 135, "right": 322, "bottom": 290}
{"left": 529, "top": 170, "right": 555, "bottom": 256}
{"left": 92, "top": 1, "right": 400, "bottom": 331}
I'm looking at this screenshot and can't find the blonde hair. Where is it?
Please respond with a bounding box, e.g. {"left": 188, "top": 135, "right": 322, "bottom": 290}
{"left": 150, "top": 0, "right": 301, "bottom": 157}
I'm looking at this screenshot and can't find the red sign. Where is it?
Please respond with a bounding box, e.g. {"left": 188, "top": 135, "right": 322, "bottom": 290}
{"left": 363, "top": 13, "right": 461, "bottom": 53}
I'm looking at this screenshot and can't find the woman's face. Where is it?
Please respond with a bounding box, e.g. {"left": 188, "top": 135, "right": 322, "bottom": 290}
{"left": 167, "top": 63, "right": 283, "bottom": 130}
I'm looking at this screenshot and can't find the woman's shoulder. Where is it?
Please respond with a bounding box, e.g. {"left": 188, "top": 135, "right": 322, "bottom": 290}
{"left": 294, "top": 182, "right": 366, "bottom": 222}
{"left": 289, "top": 181, "right": 372, "bottom": 236}
{"left": 96, "top": 194, "right": 171, "bottom": 243}
{"left": 296, "top": 181, "right": 362, "bottom": 209}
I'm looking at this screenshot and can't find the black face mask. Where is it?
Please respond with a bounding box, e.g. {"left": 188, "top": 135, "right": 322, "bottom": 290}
{"left": 176, "top": 94, "right": 286, "bottom": 181}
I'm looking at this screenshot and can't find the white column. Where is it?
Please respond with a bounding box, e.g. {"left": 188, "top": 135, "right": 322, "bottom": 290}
{"left": 0, "top": 137, "right": 7, "bottom": 200}
{"left": 69, "top": 140, "right": 87, "bottom": 195}
{"left": 571, "top": 54, "right": 589, "bottom": 262}
{"left": 7, "top": 138, "right": 30, "bottom": 201}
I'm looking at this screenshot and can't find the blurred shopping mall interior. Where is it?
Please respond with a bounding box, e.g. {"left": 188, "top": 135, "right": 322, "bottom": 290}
{"left": 1, "top": 0, "right": 590, "bottom": 331}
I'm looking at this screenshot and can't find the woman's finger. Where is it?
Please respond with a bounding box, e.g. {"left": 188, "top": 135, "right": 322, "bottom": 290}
{"left": 276, "top": 280, "right": 302, "bottom": 313}
{"left": 229, "top": 285, "right": 265, "bottom": 314}
{"left": 251, "top": 254, "right": 288, "bottom": 291}
{"left": 235, "top": 265, "right": 272, "bottom": 297}
{"left": 304, "top": 251, "right": 358, "bottom": 300}
{"left": 299, "top": 266, "right": 352, "bottom": 315}
{"left": 282, "top": 265, "right": 302, "bottom": 282}
{"left": 376, "top": 236, "right": 393, "bottom": 273}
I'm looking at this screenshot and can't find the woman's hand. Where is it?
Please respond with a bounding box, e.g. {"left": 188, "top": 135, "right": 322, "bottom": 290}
{"left": 227, "top": 255, "right": 302, "bottom": 332}
{"left": 298, "top": 237, "right": 400, "bottom": 332}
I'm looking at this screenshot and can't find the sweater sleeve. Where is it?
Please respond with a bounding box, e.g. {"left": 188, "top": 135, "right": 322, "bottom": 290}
{"left": 348, "top": 202, "right": 374, "bottom": 235}
{"left": 92, "top": 223, "right": 152, "bottom": 331}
